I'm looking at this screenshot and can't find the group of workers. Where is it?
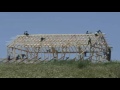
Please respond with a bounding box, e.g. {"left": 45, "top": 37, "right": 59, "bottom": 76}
{"left": 24, "top": 31, "right": 45, "bottom": 42}
{"left": 16, "top": 54, "right": 27, "bottom": 60}
{"left": 86, "top": 30, "right": 102, "bottom": 36}
{"left": 86, "top": 30, "right": 103, "bottom": 45}
{"left": 7, "top": 30, "right": 111, "bottom": 61}
{"left": 7, "top": 54, "right": 27, "bottom": 60}
{"left": 86, "top": 30, "right": 102, "bottom": 35}
{"left": 24, "top": 30, "right": 102, "bottom": 46}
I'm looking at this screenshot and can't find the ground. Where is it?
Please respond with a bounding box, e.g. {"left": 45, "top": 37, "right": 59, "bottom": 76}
{"left": 0, "top": 60, "right": 120, "bottom": 78}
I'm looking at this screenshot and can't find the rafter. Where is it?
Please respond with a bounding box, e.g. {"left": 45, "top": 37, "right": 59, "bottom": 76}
{"left": 6, "top": 33, "right": 111, "bottom": 62}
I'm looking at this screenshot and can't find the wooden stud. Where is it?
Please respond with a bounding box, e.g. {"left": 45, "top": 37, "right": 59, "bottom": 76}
{"left": 6, "top": 33, "right": 111, "bottom": 62}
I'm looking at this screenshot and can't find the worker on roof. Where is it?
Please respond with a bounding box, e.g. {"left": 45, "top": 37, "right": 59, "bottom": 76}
{"left": 24, "top": 31, "right": 29, "bottom": 36}
{"left": 41, "top": 37, "right": 45, "bottom": 42}
{"left": 95, "top": 31, "right": 98, "bottom": 36}
{"left": 97, "top": 30, "right": 102, "bottom": 33}
{"left": 88, "top": 37, "right": 91, "bottom": 45}
{"left": 86, "top": 31, "right": 89, "bottom": 34}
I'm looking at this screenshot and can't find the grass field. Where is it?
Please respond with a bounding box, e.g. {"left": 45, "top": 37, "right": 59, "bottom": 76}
{"left": 0, "top": 60, "right": 120, "bottom": 78}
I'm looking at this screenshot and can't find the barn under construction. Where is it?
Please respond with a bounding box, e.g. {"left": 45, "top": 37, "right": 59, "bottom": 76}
{"left": 6, "top": 31, "right": 112, "bottom": 62}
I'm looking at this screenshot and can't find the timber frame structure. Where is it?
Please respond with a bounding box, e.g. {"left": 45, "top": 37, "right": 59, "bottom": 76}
{"left": 6, "top": 32, "right": 112, "bottom": 62}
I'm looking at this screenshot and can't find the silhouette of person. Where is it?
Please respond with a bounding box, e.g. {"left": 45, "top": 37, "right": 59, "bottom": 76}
{"left": 24, "top": 31, "right": 29, "bottom": 36}
{"left": 88, "top": 37, "right": 91, "bottom": 45}
{"left": 86, "top": 31, "right": 89, "bottom": 34}
{"left": 41, "top": 37, "right": 45, "bottom": 41}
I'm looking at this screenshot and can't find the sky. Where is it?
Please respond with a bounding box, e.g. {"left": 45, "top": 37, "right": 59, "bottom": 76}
{"left": 0, "top": 12, "right": 120, "bottom": 60}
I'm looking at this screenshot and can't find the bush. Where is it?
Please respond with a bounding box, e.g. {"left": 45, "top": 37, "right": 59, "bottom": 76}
{"left": 78, "top": 60, "right": 91, "bottom": 69}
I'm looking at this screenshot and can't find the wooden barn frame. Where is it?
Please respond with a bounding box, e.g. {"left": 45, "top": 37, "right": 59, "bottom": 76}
{"left": 6, "top": 32, "right": 112, "bottom": 62}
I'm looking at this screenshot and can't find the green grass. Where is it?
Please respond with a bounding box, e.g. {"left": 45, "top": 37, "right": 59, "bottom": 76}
{"left": 0, "top": 60, "right": 120, "bottom": 78}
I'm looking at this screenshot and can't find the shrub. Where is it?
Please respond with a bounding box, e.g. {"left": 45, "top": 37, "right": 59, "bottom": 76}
{"left": 78, "top": 60, "right": 91, "bottom": 69}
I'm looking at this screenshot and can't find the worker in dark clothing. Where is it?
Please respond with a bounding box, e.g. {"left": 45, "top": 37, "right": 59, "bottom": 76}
{"left": 54, "top": 56, "right": 57, "bottom": 60}
{"left": 88, "top": 37, "right": 91, "bottom": 45}
{"left": 21, "top": 54, "right": 26, "bottom": 59}
{"left": 8, "top": 55, "right": 11, "bottom": 60}
{"left": 66, "top": 57, "right": 69, "bottom": 60}
{"left": 38, "top": 57, "right": 41, "bottom": 60}
{"left": 84, "top": 51, "right": 87, "bottom": 57}
{"left": 97, "top": 30, "right": 102, "bottom": 33}
{"left": 16, "top": 55, "right": 21, "bottom": 60}
{"left": 95, "top": 31, "right": 98, "bottom": 36}
{"left": 24, "top": 31, "right": 29, "bottom": 36}
{"left": 47, "top": 49, "right": 51, "bottom": 52}
{"left": 107, "top": 47, "right": 111, "bottom": 61}
{"left": 41, "top": 37, "right": 45, "bottom": 42}
{"left": 86, "top": 31, "right": 89, "bottom": 34}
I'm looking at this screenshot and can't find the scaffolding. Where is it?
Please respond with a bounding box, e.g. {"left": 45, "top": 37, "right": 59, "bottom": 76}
{"left": 6, "top": 32, "right": 112, "bottom": 62}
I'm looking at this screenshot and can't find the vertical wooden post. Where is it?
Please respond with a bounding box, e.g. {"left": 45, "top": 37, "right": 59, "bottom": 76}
{"left": 7, "top": 47, "right": 9, "bottom": 59}
{"left": 13, "top": 48, "right": 15, "bottom": 60}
